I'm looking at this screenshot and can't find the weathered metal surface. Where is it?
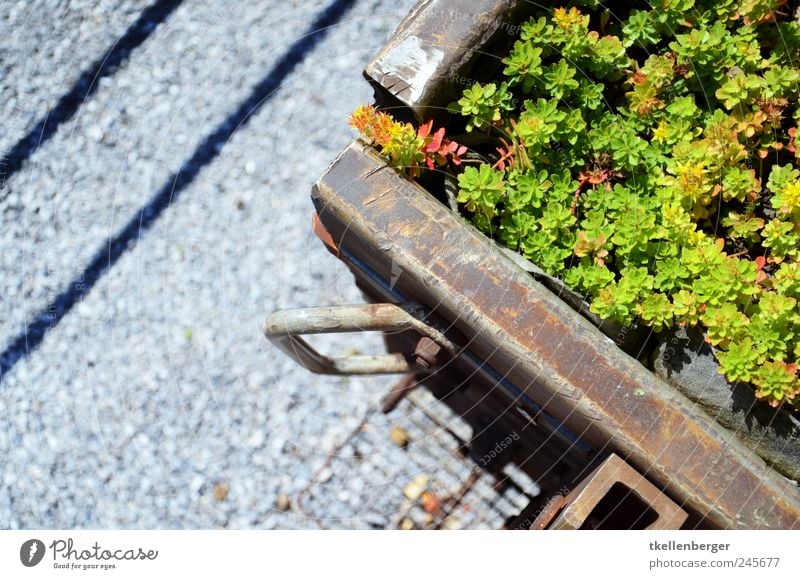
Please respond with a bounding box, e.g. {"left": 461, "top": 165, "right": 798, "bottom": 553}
{"left": 413, "top": 336, "right": 442, "bottom": 369}
{"left": 528, "top": 494, "right": 568, "bottom": 530}
{"left": 364, "top": 0, "right": 527, "bottom": 119}
{"left": 263, "top": 303, "right": 455, "bottom": 375}
{"left": 544, "top": 454, "right": 688, "bottom": 530}
{"left": 381, "top": 374, "right": 418, "bottom": 414}
{"left": 311, "top": 140, "right": 800, "bottom": 529}
{"left": 377, "top": 314, "right": 594, "bottom": 491}
{"left": 346, "top": 248, "right": 597, "bottom": 468}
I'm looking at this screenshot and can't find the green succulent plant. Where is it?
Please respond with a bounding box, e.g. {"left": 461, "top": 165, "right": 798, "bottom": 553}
{"left": 451, "top": 1, "right": 800, "bottom": 410}
{"left": 354, "top": 0, "right": 800, "bottom": 411}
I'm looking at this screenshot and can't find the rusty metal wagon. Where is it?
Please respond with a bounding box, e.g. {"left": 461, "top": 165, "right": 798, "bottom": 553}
{"left": 264, "top": 0, "right": 800, "bottom": 529}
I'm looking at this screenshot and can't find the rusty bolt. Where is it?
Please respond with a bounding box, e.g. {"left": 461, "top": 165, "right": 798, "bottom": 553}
{"left": 414, "top": 337, "right": 442, "bottom": 369}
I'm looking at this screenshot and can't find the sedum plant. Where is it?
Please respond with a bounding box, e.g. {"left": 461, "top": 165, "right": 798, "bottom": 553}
{"left": 352, "top": 1, "right": 800, "bottom": 411}
{"left": 348, "top": 104, "right": 466, "bottom": 177}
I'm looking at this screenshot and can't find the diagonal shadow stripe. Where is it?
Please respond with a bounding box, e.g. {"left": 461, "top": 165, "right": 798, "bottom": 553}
{"left": 0, "top": 0, "right": 359, "bottom": 382}
{"left": 0, "top": 0, "right": 184, "bottom": 190}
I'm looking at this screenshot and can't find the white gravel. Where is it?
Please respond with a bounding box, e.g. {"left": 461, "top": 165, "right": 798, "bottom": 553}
{"left": 0, "top": 0, "right": 417, "bottom": 528}
{"left": 0, "top": 0, "right": 150, "bottom": 152}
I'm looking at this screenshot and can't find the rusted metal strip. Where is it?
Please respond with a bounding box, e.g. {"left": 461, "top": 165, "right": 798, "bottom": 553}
{"left": 312, "top": 212, "right": 338, "bottom": 253}
{"left": 364, "top": 0, "right": 528, "bottom": 119}
{"left": 381, "top": 374, "right": 418, "bottom": 413}
{"left": 311, "top": 140, "right": 800, "bottom": 529}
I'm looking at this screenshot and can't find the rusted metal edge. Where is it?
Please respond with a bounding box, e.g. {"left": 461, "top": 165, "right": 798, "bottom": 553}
{"left": 547, "top": 454, "right": 688, "bottom": 530}
{"left": 364, "top": 0, "right": 527, "bottom": 118}
{"left": 311, "top": 140, "right": 800, "bottom": 529}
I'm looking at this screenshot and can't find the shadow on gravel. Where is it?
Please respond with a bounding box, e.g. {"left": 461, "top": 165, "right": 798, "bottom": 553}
{"left": 0, "top": 0, "right": 358, "bottom": 383}
{"left": 0, "top": 0, "right": 184, "bottom": 188}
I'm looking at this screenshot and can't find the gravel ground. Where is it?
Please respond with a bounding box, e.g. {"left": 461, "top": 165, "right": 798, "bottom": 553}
{"left": 300, "top": 388, "right": 536, "bottom": 530}
{"left": 0, "top": 0, "right": 422, "bottom": 529}
{"left": 0, "top": 0, "right": 150, "bottom": 153}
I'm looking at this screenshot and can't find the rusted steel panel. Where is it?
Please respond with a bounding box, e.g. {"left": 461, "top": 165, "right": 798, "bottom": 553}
{"left": 311, "top": 140, "right": 800, "bottom": 529}
{"left": 364, "top": 0, "right": 527, "bottom": 118}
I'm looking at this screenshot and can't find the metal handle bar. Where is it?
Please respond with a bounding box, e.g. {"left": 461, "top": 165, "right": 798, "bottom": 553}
{"left": 263, "top": 303, "right": 455, "bottom": 375}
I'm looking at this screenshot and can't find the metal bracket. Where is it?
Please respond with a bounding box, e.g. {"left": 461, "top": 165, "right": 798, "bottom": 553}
{"left": 532, "top": 454, "right": 688, "bottom": 530}
{"left": 263, "top": 303, "right": 455, "bottom": 375}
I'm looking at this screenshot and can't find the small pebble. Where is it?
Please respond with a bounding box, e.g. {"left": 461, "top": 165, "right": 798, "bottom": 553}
{"left": 403, "top": 474, "right": 429, "bottom": 501}
{"left": 275, "top": 493, "right": 291, "bottom": 512}
{"left": 213, "top": 483, "right": 229, "bottom": 502}
{"left": 389, "top": 425, "right": 410, "bottom": 448}
{"left": 317, "top": 467, "right": 333, "bottom": 484}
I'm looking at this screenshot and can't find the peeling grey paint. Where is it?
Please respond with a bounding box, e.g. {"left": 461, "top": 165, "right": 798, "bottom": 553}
{"left": 372, "top": 34, "right": 445, "bottom": 103}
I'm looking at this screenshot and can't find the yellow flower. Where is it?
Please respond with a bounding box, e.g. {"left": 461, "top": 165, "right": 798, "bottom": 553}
{"left": 652, "top": 120, "right": 670, "bottom": 143}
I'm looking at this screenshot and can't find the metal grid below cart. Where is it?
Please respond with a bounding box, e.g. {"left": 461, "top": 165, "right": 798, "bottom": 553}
{"left": 297, "top": 388, "right": 540, "bottom": 529}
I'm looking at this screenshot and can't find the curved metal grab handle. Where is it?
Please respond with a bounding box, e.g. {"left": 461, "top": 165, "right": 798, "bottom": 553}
{"left": 263, "top": 303, "right": 455, "bottom": 375}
